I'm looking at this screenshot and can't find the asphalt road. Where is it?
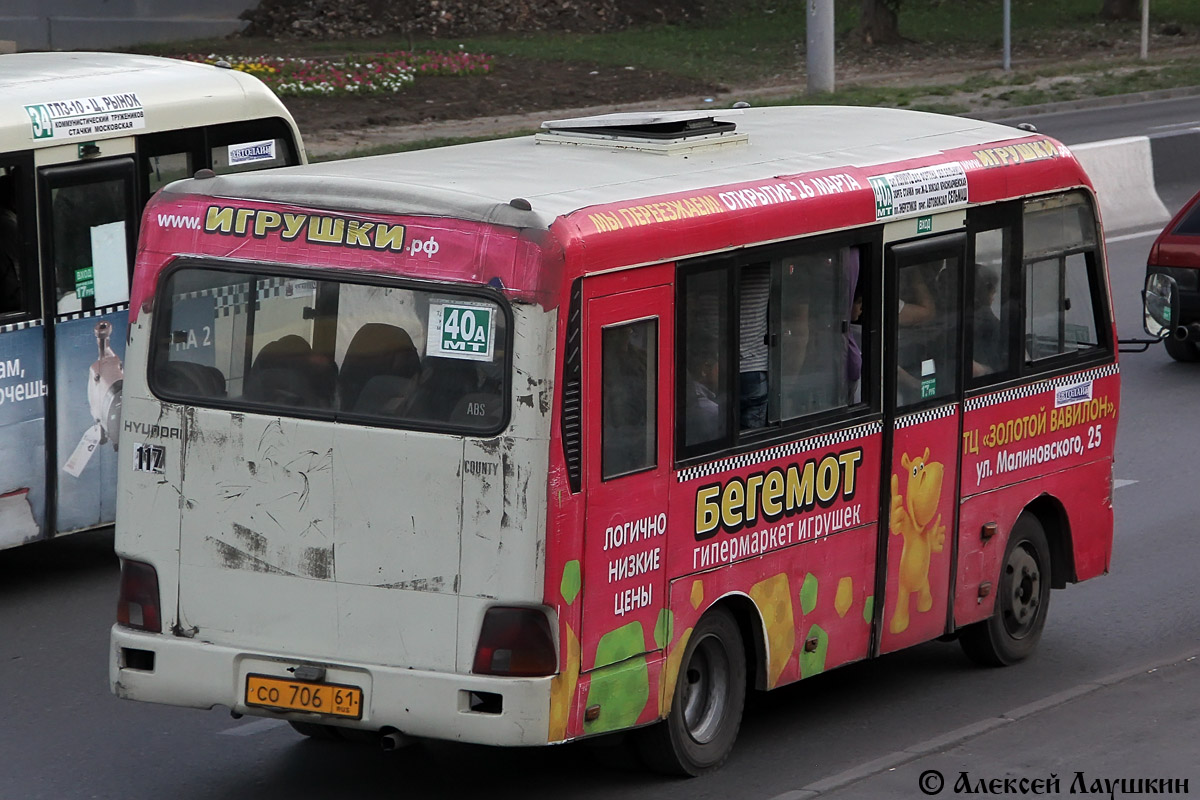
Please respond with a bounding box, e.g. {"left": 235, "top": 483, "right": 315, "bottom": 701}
{"left": 987, "top": 93, "right": 1200, "bottom": 147}
{"left": 2, "top": 103, "right": 1198, "bottom": 800}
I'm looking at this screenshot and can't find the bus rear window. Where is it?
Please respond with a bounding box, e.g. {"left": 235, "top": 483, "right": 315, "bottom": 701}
{"left": 150, "top": 265, "right": 509, "bottom": 433}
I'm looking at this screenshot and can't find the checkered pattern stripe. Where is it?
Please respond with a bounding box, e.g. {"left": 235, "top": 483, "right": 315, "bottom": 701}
{"left": 677, "top": 420, "right": 884, "bottom": 483}
{"left": 214, "top": 291, "right": 254, "bottom": 317}
{"left": 895, "top": 403, "right": 959, "bottom": 430}
{"left": 964, "top": 362, "right": 1119, "bottom": 412}
{"left": 56, "top": 303, "right": 129, "bottom": 322}
{"left": 184, "top": 278, "right": 315, "bottom": 318}
{"left": 0, "top": 318, "right": 44, "bottom": 335}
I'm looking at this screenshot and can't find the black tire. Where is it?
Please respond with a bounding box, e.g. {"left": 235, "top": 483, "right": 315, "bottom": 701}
{"left": 636, "top": 608, "right": 746, "bottom": 776}
{"left": 1164, "top": 336, "right": 1200, "bottom": 362}
{"left": 288, "top": 720, "right": 343, "bottom": 740}
{"left": 960, "top": 514, "right": 1052, "bottom": 667}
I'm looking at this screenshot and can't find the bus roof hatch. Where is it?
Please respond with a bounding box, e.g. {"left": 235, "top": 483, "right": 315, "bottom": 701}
{"left": 535, "top": 109, "right": 748, "bottom": 155}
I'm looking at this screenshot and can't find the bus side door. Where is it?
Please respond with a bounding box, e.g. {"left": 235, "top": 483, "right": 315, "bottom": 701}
{"left": 579, "top": 268, "right": 674, "bottom": 719}
{"left": 37, "top": 156, "right": 137, "bottom": 535}
{"left": 879, "top": 231, "right": 965, "bottom": 654}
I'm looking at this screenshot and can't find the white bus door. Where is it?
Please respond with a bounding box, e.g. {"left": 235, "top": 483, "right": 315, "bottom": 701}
{"left": 38, "top": 157, "right": 137, "bottom": 534}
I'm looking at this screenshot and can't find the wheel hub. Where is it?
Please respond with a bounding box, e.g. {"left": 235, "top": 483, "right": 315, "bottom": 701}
{"left": 681, "top": 634, "right": 731, "bottom": 744}
{"left": 1003, "top": 544, "right": 1042, "bottom": 638}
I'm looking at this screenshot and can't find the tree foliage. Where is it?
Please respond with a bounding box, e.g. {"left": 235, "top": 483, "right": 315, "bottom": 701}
{"left": 1099, "top": 0, "right": 1139, "bottom": 21}
{"left": 856, "top": 0, "right": 903, "bottom": 46}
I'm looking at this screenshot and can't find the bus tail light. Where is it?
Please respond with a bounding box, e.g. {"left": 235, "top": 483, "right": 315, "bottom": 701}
{"left": 472, "top": 607, "right": 556, "bottom": 677}
{"left": 117, "top": 559, "right": 162, "bottom": 633}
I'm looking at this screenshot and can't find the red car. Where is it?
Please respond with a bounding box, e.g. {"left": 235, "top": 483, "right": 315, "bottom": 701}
{"left": 1147, "top": 188, "right": 1200, "bottom": 360}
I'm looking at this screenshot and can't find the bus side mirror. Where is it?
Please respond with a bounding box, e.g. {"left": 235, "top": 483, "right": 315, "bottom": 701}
{"left": 1143, "top": 272, "right": 1179, "bottom": 339}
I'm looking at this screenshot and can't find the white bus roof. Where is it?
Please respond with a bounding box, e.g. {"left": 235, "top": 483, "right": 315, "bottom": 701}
{"left": 166, "top": 105, "right": 1062, "bottom": 229}
{"left": 1, "top": 51, "right": 297, "bottom": 151}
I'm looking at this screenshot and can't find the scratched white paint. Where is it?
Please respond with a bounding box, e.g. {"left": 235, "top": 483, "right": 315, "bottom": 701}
{"left": 176, "top": 412, "right": 340, "bottom": 656}
{"left": 112, "top": 292, "right": 559, "bottom": 744}
{"left": 113, "top": 322, "right": 187, "bottom": 633}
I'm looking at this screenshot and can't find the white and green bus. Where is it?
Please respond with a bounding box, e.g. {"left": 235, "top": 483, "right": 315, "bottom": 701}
{"left": 0, "top": 51, "right": 305, "bottom": 550}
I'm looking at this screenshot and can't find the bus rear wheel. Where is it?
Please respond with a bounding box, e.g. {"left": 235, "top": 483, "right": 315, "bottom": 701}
{"left": 960, "top": 514, "right": 1052, "bottom": 667}
{"left": 636, "top": 608, "right": 746, "bottom": 776}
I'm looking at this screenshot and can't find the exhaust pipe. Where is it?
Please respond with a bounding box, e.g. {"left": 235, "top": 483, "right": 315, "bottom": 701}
{"left": 1173, "top": 323, "right": 1200, "bottom": 342}
{"left": 380, "top": 729, "right": 414, "bottom": 751}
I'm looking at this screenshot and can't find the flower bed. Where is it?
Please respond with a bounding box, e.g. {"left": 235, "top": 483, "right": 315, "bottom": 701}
{"left": 179, "top": 51, "right": 493, "bottom": 96}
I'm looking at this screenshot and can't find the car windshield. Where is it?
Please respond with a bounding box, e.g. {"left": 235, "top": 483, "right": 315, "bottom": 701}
{"left": 151, "top": 264, "right": 509, "bottom": 433}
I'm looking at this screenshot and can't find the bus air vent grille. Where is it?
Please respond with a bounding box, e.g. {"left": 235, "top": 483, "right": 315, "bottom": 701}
{"left": 561, "top": 280, "right": 583, "bottom": 493}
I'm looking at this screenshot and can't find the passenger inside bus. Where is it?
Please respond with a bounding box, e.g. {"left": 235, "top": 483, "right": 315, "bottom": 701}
{"left": 844, "top": 249, "right": 863, "bottom": 406}
{"left": 739, "top": 262, "right": 771, "bottom": 428}
{"left": 972, "top": 264, "right": 1005, "bottom": 376}
{"left": 685, "top": 331, "right": 723, "bottom": 444}
{"left": 895, "top": 264, "right": 942, "bottom": 405}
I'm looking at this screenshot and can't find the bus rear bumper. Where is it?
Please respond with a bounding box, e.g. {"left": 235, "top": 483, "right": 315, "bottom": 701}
{"left": 110, "top": 625, "right": 554, "bottom": 746}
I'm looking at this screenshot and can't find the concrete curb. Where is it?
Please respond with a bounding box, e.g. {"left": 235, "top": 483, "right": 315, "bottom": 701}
{"left": 1068, "top": 128, "right": 1200, "bottom": 234}
{"left": 1072, "top": 136, "right": 1172, "bottom": 233}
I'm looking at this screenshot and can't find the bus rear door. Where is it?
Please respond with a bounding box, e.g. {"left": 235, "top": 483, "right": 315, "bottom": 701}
{"left": 580, "top": 269, "right": 674, "bottom": 732}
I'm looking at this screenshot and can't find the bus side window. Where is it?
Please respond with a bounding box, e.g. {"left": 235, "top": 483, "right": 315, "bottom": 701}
{"left": 779, "top": 246, "right": 859, "bottom": 418}
{"left": 738, "top": 262, "right": 771, "bottom": 429}
{"left": 678, "top": 240, "right": 868, "bottom": 461}
{"left": 0, "top": 166, "right": 23, "bottom": 315}
{"left": 601, "top": 320, "right": 657, "bottom": 480}
{"left": 48, "top": 177, "right": 130, "bottom": 314}
{"left": 146, "top": 152, "right": 193, "bottom": 195}
{"left": 970, "top": 227, "right": 1015, "bottom": 382}
{"left": 1022, "top": 193, "right": 1105, "bottom": 363}
{"left": 680, "top": 267, "right": 731, "bottom": 450}
{"left": 896, "top": 256, "right": 959, "bottom": 407}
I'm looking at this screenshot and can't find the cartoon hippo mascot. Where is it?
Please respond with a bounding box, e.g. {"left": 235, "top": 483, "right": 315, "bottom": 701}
{"left": 889, "top": 447, "right": 947, "bottom": 634}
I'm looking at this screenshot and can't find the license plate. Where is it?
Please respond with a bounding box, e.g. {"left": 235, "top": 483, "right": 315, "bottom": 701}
{"left": 244, "top": 674, "right": 363, "bottom": 719}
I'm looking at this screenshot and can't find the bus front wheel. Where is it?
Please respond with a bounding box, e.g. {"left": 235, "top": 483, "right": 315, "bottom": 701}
{"left": 1164, "top": 336, "right": 1200, "bottom": 362}
{"left": 288, "top": 721, "right": 378, "bottom": 744}
{"left": 636, "top": 607, "right": 746, "bottom": 776}
{"left": 289, "top": 720, "right": 342, "bottom": 740}
{"left": 960, "top": 514, "right": 1052, "bottom": 667}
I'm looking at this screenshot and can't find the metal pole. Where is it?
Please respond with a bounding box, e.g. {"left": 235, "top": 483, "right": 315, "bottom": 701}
{"left": 1003, "top": 0, "right": 1012, "bottom": 72}
{"left": 807, "top": 0, "right": 835, "bottom": 95}
{"left": 1141, "top": 0, "right": 1150, "bottom": 60}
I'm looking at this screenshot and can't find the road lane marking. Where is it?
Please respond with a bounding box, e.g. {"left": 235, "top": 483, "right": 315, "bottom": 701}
{"left": 1106, "top": 229, "right": 1160, "bottom": 244}
{"left": 775, "top": 648, "right": 1200, "bottom": 799}
{"left": 220, "top": 718, "right": 289, "bottom": 736}
{"left": 1114, "top": 479, "right": 1138, "bottom": 490}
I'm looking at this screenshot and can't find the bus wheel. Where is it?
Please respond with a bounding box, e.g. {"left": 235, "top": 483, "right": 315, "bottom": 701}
{"left": 960, "top": 514, "right": 1052, "bottom": 667}
{"left": 1164, "top": 336, "right": 1200, "bottom": 363}
{"left": 636, "top": 608, "right": 746, "bottom": 776}
{"left": 288, "top": 720, "right": 343, "bottom": 740}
